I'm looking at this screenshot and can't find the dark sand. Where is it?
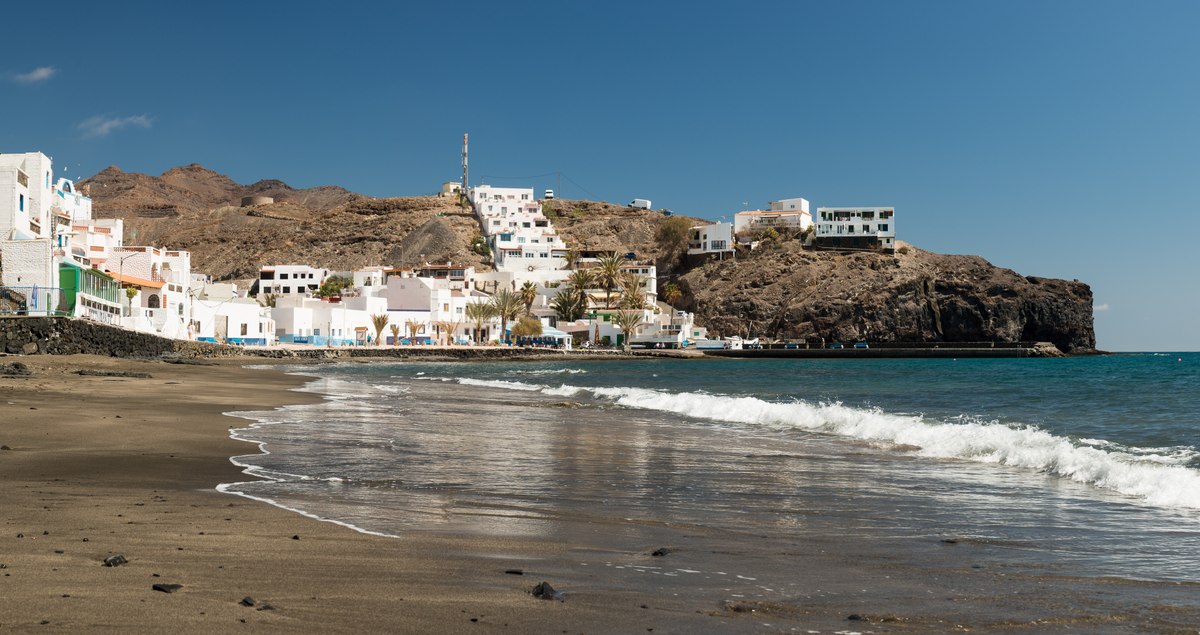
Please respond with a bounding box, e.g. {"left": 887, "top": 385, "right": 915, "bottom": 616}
{"left": 1, "top": 354, "right": 1198, "bottom": 633}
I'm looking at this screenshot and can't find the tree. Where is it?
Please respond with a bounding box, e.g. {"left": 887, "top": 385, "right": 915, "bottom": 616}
{"left": 405, "top": 319, "right": 423, "bottom": 341}
{"left": 370, "top": 313, "right": 389, "bottom": 346}
{"left": 441, "top": 320, "right": 464, "bottom": 345}
{"left": 619, "top": 273, "right": 648, "bottom": 310}
{"left": 519, "top": 280, "right": 538, "bottom": 316}
{"left": 595, "top": 252, "right": 623, "bottom": 309}
{"left": 510, "top": 316, "right": 543, "bottom": 339}
{"left": 489, "top": 289, "right": 524, "bottom": 345}
{"left": 389, "top": 323, "right": 400, "bottom": 346}
{"left": 465, "top": 301, "right": 497, "bottom": 344}
{"left": 567, "top": 268, "right": 593, "bottom": 294}
{"left": 552, "top": 285, "right": 588, "bottom": 322}
{"left": 611, "top": 310, "right": 645, "bottom": 352}
{"left": 656, "top": 217, "right": 693, "bottom": 265}
{"left": 317, "top": 275, "right": 353, "bottom": 298}
{"left": 662, "top": 282, "right": 682, "bottom": 306}
{"left": 563, "top": 249, "right": 580, "bottom": 271}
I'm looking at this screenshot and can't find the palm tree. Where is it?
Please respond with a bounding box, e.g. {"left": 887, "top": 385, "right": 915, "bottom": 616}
{"left": 370, "top": 313, "right": 390, "bottom": 347}
{"left": 619, "top": 273, "right": 647, "bottom": 310}
{"left": 519, "top": 280, "right": 538, "bottom": 316}
{"left": 563, "top": 249, "right": 580, "bottom": 271}
{"left": 489, "top": 289, "right": 524, "bottom": 345}
{"left": 567, "top": 268, "right": 593, "bottom": 296}
{"left": 662, "top": 282, "right": 682, "bottom": 306}
{"left": 405, "top": 319, "right": 423, "bottom": 342}
{"left": 465, "top": 301, "right": 496, "bottom": 345}
{"left": 389, "top": 323, "right": 400, "bottom": 346}
{"left": 595, "top": 252, "right": 623, "bottom": 309}
{"left": 552, "top": 285, "right": 588, "bottom": 322}
{"left": 611, "top": 310, "right": 645, "bottom": 352}
{"left": 443, "top": 320, "right": 463, "bottom": 345}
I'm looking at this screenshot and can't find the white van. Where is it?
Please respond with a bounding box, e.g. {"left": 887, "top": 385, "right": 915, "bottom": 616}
{"left": 630, "top": 198, "right": 652, "bottom": 209}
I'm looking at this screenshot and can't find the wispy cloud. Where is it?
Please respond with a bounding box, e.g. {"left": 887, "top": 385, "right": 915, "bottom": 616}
{"left": 14, "top": 66, "right": 56, "bottom": 84}
{"left": 1094, "top": 303, "right": 1111, "bottom": 313}
{"left": 78, "top": 114, "right": 153, "bottom": 138}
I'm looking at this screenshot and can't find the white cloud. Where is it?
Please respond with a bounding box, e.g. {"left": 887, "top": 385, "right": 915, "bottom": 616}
{"left": 14, "top": 66, "right": 56, "bottom": 83}
{"left": 1094, "top": 303, "right": 1111, "bottom": 313}
{"left": 78, "top": 114, "right": 152, "bottom": 138}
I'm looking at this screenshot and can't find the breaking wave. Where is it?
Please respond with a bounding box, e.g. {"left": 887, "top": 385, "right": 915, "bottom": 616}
{"left": 453, "top": 378, "right": 1200, "bottom": 510}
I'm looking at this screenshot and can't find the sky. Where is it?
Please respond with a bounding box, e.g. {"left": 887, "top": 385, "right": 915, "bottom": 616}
{"left": 3, "top": 0, "right": 1197, "bottom": 351}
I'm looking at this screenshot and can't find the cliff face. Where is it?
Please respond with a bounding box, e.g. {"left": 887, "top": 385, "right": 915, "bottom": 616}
{"left": 678, "top": 241, "right": 1095, "bottom": 353}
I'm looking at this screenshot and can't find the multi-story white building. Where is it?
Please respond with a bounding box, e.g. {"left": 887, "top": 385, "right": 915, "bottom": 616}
{"left": 470, "top": 185, "right": 567, "bottom": 271}
{"left": 814, "top": 207, "right": 896, "bottom": 252}
{"left": 687, "top": 222, "right": 734, "bottom": 258}
{"left": 734, "top": 197, "right": 813, "bottom": 236}
{"left": 0, "top": 152, "right": 54, "bottom": 241}
{"left": 271, "top": 294, "right": 389, "bottom": 346}
{"left": 105, "top": 246, "right": 194, "bottom": 338}
{"left": 258, "top": 264, "right": 330, "bottom": 297}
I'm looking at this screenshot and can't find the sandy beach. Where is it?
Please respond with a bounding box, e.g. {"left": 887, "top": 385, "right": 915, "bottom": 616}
{"left": 2, "top": 355, "right": 1199, "bottom": 634}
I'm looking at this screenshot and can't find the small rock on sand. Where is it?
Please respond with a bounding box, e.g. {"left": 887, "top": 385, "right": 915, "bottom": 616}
{"left": 504, "top": 569, "right": 524, "bottom": 575}
{"left": 531, "top": 581, "right": 563, "bottom": 601}
{"left": 152, "top": 583, "right": 183, "bottom": 593}
{"left": 240, "top": 597, "right": 256, "bottom": 607}
{"left": 650, "top": 547, "right": 671, "bottom": 557}
{"left": 103, "top": 554, "right": 128, "bottom": 567}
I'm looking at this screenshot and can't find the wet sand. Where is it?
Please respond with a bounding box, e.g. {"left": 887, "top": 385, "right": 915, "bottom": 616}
{"left": 1, "top": 355, "right": 1198, "bottom": 633}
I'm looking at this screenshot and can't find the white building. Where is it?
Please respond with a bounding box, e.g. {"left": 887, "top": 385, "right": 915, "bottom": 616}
{"left": 271, "top": 294, "right": 390, "bottom": 346}
{"left": 192, "top": 283, "right": 275, "bottom": 346}
{"left": 105, "top": 246, "right": 194, "bottom": 338}
{"left": 734, "top": 197, "right": 813, "bottom": 236}
{"left": 687, "top": 222, "right": 734, "bottom": 258}
{"left": 0, "top": 152, "right": 54, "bottom": 241}
{"left": 258, "top": 264, "right": 330, "bottom": 297}
{"left": 470, "top": 185, "right": 568, "bottom": 272}
{"left": 814, "top": 207, "right": 896, "bottom": 252}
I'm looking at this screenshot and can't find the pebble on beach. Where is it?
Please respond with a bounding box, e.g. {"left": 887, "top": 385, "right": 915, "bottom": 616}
{"left": 152, "top": 583, "right": 184, "bottom": 593}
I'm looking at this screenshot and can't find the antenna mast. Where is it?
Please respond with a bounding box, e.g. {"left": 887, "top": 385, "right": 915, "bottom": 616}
{"left": 461, "top": 134, "right": 469, "bottom": 200}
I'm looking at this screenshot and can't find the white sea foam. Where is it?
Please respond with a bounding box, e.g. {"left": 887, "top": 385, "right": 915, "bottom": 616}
{"left": 510, "top": 368, "right": 588, "bottom": 376}
{"left": 444, "top": 377, "right": 1200, "bottom": 511}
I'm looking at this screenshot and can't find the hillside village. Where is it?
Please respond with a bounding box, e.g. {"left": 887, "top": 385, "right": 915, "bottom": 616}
{"left": 0, "top": 150, "right": 903, "bottom": 351}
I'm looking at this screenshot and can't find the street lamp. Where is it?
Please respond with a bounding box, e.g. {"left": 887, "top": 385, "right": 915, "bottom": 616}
{"left": 116, "top": 252, "right": 140, "bottom": 317}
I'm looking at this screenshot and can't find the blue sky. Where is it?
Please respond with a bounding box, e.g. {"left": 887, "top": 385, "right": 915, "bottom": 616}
{"left": 3, "top": 1, "right": 1197, "bottom": 351}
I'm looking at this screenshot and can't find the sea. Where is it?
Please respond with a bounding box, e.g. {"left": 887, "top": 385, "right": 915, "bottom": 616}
{"left": 222, "top": 353, "right": 1200, "bottom": 593}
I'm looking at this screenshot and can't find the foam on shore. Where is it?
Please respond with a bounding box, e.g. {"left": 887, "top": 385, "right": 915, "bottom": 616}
{"left": 450, "top": 377, "right": 1200, "bottom": 511}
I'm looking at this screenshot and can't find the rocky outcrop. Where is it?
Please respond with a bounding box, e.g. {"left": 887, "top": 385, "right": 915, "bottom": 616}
{"left": 679, "top": 241, "right": 1095, "bottom": 353}
{"left": 0, "top": 317, "right": 237, "bottom": 358}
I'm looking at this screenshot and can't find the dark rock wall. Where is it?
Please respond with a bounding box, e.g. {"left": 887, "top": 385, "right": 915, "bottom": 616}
{"left": 0, "top": 317, "right": 237, "bottom": 358}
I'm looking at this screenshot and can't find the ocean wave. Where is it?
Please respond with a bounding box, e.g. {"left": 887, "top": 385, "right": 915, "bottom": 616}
{"left": 509, "top": 368, "right": 588, "bottom": 376}
{"left": 444, "top": 377, "right": 1200, "bottom": 511}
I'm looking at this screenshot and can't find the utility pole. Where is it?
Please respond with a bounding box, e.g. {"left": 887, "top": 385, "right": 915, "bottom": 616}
{"left": 461, "top": 133, "right": 469, "bottom": 204}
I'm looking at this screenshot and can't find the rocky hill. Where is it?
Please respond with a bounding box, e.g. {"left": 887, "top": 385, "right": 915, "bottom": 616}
{"left": 677, "top": 240, "right": 1095, "bottom": 353}
{"left": 72, "top": 164, "right": 1095, "bottom": 353}
{"left": 79, "top": 166, "right": 487, "bottom": 280}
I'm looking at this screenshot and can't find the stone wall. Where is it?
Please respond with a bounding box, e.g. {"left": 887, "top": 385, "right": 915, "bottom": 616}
{"left": 0, "top": 317, "right": 237, "bottom": 358}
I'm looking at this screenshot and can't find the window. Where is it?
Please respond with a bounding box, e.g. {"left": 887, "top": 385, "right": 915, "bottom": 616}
{"left": 280, "top": 273, "right": 289, "bottom": 280}
{"left": 261, "top": 271, "right": 275, "bottom": 280}
{"left": 240, "top": 324, "right": 248, "bottom": 336}
{"left": 283, "top": 286, "right": 291, "bottom": 293}
{"left": 19, "top": 194, "right": 24, "bottom": 212}
{"left": 863, "top": 224, "right": 871, "bottom": 233}
{"left": 443, "top": 303, "right": 449, "bottom": 311}
{"left": 879, "top": 223, "right": 889, "bottom": 232}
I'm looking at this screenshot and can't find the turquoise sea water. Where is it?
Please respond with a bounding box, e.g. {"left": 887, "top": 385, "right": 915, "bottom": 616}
{"left": 226, "top": 353, "right": 1200, "bottom": 583}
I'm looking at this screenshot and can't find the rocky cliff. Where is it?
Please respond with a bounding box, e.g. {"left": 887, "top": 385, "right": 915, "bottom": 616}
{"left": 677, "top": 241, "right": 1095, "bottom": 353}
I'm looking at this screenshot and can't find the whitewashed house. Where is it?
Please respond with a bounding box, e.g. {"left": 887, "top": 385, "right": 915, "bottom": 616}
{"left": 191, "top": 283, "right": 275, "bottom": 346}
{"left": 814, "top": 207, "right": 896, "bottom": 252}
{"left": 734, "top": 197, "right": 813, "bottom": 236}
{"left": 258, "top": 264, "right": 330, "bottom": 297}
{"left": 687, "top": 222, "right": 734, "bottom": 258}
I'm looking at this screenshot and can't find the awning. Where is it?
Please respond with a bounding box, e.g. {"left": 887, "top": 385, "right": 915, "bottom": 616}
{"left": 105, "top": 270, "right": 165, "bottom": 289}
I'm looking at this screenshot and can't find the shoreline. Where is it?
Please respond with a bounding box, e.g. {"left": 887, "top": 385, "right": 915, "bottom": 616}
{"left": 2, "top": 355, "right": 1196, "bottom": 633}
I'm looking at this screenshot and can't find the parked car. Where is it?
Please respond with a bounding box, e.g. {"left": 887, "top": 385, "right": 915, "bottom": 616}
{"left": 854, "top": 342, "right": 869, "bottom": 349}
{"left": 629, "top": 198, "right": 652, "bottom": 209}
{"left": 829, "top": 343, "right": 844, "bottom": 349}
